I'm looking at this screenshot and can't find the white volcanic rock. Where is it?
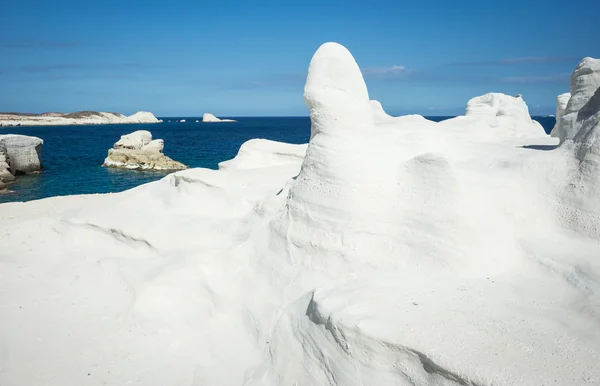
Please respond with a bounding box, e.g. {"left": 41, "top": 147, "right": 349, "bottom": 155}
{"left": 143, "top": 139, "right": 165, "bottom": 152}
{"left": 462, "top": 93, "right": 546, "bottom": 137}
{"left": 0, "top": 134, "right": 43, "bottom": 174}
{"left": 0, "top": 140, "right": 15, "bottom": 186}
{"left": 0, "top": 43, "right": 599, "bottom": 386}
{"left": 370, "top": 100, "right": 392, "bottom": 123}
{"left": 0, "top": 110, "right": 162, "bottom": 127}
{"left": 554, "top": 58, "right": 600, "bottom": 143}
{"left": 556, "top": 85, "right": 600, "bottom": 239}
{"left": 218, "top": 139, "right": 307, "bottom": 170}
{"left": 370, "top": 100, "right": 432, "bottom": 125}
{"left": 550, "top": 93, "right": 571, "bottom": 137}
{"left": 103, "top": 131, "right": 186, "bottom": 171}
{"left": 125, "top": 111, "right": 162, "bottom": 124}
{"left": 202, "top": 113, "right": 236, "bottom": 123}
{"left": 271, "top": 42, "right": 478, "bottom": 267}
{"left": 114, "top": 130, "right": 153, "bottom": 150}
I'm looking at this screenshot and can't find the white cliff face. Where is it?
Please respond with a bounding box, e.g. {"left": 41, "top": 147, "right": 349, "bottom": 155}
{"left": 103, "top": 131, "right": 186, "bottom": 171}
{"left": 0, "top": 134, "right": 43, "bottom": 174}
{"left": 554, "top": 58, "right": 600, "bottom": 143}
{"left": 0, "top": 44, "right": 599, "bottom": 386}
{"left": 556, "top": 85, "right": 600, "bottom": 239}
{"left": 0, "top": 111, "right": 161, "bottom": 127}
{"left": 463, "top": 93, "right": 547, "bottom": 137}
{"left": 202, "top": 113, "right": 236, "bottom": 123}
{"left": 550, "top": 93, "right": 571, "bottom": 137}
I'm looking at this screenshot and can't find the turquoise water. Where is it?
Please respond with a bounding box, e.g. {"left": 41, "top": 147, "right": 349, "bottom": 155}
{"left": 0, "top": 116, "right": 556, "bottom": 204}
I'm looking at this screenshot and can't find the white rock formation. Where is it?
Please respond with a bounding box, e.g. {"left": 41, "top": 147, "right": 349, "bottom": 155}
{"left": 462, "top": 93, "right": 546, "bottom": 137}
{"left": 0, "top": 134, "right": 43, "bottom": 174}
{"left": 0, "top": 43, "right": 599, "bottom": 386}
{"left": 124, "top": 111, "right": 162, "bottom": 124}
{"left": 103, "top": 130, "right": 187, "bottom": 171}
{"left": 114, "top": 130, "right": 153, "bottom": 150}
{"left": 143, "top": 139, "right": 165, "bottom": 152}
{"left": 202, "top": 113, "right": 236, "bottom": 123}
{"left": 556, "top": 84, "right": 600, "bottom": 239}
{"left": 0, "top": 111, "right": 162, "bottom": 126}
{"left": 218, "top": 139, "right": 307, "bottom": 170}
{"left": 370, "top": 100, "right": 433, "bottom": 125}
{"left": 550, "top": 92, "right": 571, "bottom": 137}
{"left": 553, "top": 57, "right": 600, "bottom": 143}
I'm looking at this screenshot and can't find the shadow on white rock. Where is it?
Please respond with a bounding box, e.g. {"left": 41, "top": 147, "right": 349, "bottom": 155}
{"left": 557, "top": 84, "right": 600, "bottom": 240}
{"left": 554, "top": 58, "right": 600, "bottom": 143}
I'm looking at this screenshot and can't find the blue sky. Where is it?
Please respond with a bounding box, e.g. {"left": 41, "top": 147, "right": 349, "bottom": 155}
{"left": 1, "top": 0, "right": 599, "bottom": 116}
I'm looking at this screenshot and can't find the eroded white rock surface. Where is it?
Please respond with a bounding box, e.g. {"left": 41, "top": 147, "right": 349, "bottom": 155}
{"left": 0, "top": 140, "right": 14, "bottom": 188}
{"left": 550, "top": 92, "right": 571, "bottom": 137}
{"left": 0, "top": 43, "right": 599, "bottom": 386}
{"left": 103, "top": 130, "right": 186, "bottom": 171}
{"left": 218, "top": 139, "right": 307, "bottom": 170}
{"left": 202, "top": 113, "right": 236, "bottom": 122}
{"left": 0, "top": 134, "right": 43, "bottom": 174}
{"left": 554, "top": 58, "right": 600, "bottom": 143}
{"left": 555, "top": 85, "right": 600, "bottom": 239}
{"left": 462, "top": 93, "right": 546, "bottom": 137}
{"left": 114, "top": 130, "right": 153, "bottom": 150}
{"left": 370, "top": 100, "right": 432, "bottom": 125}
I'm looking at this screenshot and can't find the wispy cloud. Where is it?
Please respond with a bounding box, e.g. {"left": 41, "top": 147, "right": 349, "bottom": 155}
{"left": 229, "top": 74, "right": 306, "bottom": 91}
{"left": 15, "top": 64, "right": 87, "bottom": 73}
{"left": 451, "top": 56, "right": 579, "bottom": 66}
{"left": 501, "top": 74, "right": 570, "bottom": 84}
{"left": 0, "top": 39, "right": 81, "bottom": 49}
{"left": 0, "top": 62, "right": 150, "bottom": 82}
{"left": 361, "top": 65, "right": 408, "bottom": 78}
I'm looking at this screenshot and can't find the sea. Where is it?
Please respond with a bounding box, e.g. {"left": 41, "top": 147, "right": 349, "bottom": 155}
{"left": 0, "top": 116, "right": 556, "bottom": 204}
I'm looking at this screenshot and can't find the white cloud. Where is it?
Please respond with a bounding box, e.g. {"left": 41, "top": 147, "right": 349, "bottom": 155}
{"left": 361, "top": 65, "right": 407, "bottom": 77}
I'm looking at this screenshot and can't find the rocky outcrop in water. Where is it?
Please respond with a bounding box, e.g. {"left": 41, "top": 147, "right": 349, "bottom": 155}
{"left": 202, "top": 113, "right": 236, "bottom": 123}
{"left": 0, "top": 134, "right": 43, "bottom": 191}
{"left": 103, "top": 130, "right": 187, "bottom": 171}
{"left": 0, "top": 134, "right": 43, "bottom": 174}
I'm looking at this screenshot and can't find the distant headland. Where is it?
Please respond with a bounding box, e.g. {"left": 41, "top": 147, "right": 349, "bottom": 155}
{"left": 0, "top": 111, "right": 161, "bottom": 127}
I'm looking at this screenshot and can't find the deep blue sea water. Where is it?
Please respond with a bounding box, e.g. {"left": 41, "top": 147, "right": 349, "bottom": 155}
{"left": 0, "top": 116, "right": 556, "bottom": 204}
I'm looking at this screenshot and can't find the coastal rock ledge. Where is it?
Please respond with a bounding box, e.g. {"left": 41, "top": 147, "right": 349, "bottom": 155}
{"left": 102, "top": 130, "right": 187, "bottom": 171}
